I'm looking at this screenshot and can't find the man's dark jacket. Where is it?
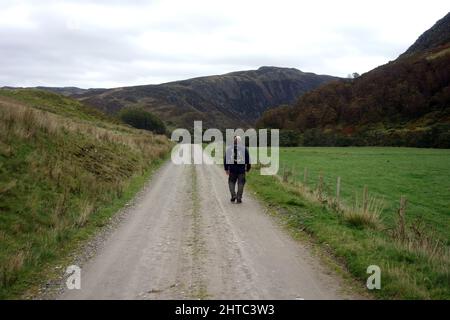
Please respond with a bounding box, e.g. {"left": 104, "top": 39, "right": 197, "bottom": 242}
{"left": 224, "top": 144, "right": 251, "bottom": 174}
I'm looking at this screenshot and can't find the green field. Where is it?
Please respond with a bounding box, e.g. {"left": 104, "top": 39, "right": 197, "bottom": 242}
{"left": 278, "top": 147, "right": 450, "bottom": 243}
{"left": 248, "top": 147, "right": 450, "bottom": 299}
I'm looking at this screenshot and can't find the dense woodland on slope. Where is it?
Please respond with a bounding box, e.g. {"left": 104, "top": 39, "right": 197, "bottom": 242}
{"left": 257, "top": 12, "right": 450, "bottom": 148}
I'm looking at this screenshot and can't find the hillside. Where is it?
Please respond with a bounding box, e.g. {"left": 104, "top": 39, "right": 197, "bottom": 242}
{"left": 0, "top": 86, "right": 90, "bottom": 97}
{"left": 257, "top": 12, "right": 450, "bottom": 148}
{"left": 34, "top": 86, "right": 89, "bottom": 96}
{"left": 0, "top": 89, "right": 171, "bottom": 298}
{"left": 72, "top": 67, "right": 338, "bottom": 130}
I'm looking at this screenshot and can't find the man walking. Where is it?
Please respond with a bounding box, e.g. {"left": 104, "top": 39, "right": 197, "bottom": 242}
{"left": 224, "top": 136, "right": 251, "bottom": 203}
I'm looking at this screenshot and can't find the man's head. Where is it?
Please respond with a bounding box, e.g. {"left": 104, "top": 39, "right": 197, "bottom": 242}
{"left": 234, "top": 136, "right": 242, "bottom": 145}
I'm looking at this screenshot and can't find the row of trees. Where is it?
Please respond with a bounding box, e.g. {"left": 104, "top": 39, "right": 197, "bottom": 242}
{"left": 275, "top": 124, "right": 450, "bottom": 148}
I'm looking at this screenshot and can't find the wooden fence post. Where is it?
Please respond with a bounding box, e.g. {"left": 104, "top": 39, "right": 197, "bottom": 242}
{"left": 363, "top": 185, "right": 368, "bottom": 213}
{"left": 336, "top": 176, "right": 341, "bottom": 207}
{"left": 318, "top": 172, "right": 324, "bottom": 201}
{"left": 398, "top": 196, "right": 407, "bottom": 242}
{"left": 292, "top": 165, "right": 296, "bottom": 184}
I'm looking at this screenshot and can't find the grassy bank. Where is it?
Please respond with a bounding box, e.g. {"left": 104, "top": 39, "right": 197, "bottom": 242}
{"left": 247, "top": 147, "right": 450, "bottom": 299}
{"left": 0, "top": 89, "right": 172, "bottom": 299}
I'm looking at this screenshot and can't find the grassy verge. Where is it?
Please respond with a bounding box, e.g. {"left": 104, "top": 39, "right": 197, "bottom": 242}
{"left": 0, "top": 89, "right": 172, "bottom": 299}
{"left": 247, "top": 168, "right": 450, "bottom": 299}
{"left": 21, "top": 156, "right": 168, "bottom": 299}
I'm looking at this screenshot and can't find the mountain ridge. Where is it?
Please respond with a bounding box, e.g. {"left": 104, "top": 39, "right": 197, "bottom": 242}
{"left": 401, "top": 12, "right": 450, "bottom": 57}
{"left": 70, "top": 66, "right": 339, "bottom": 129}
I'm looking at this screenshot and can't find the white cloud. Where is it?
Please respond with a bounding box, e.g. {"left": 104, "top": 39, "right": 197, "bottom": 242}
{"left": 0, "top": 0, "right": 449, "bottom": 88}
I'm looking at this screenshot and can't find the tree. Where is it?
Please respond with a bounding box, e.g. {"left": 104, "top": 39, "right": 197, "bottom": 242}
{"left": 119, "top": 108, "right": 167, "bottom": 134}
{"left": 279, "top": 130, "right": 301, "bottom": 147}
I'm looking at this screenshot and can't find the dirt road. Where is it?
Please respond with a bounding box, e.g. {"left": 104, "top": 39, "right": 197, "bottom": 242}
{"left": 60, "top": 147, "right": 357, "bottom": 300}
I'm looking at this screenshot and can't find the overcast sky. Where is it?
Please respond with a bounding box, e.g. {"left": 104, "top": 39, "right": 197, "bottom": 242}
{"left": 1, "top": 0, "right": 449, "bottom": 88}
